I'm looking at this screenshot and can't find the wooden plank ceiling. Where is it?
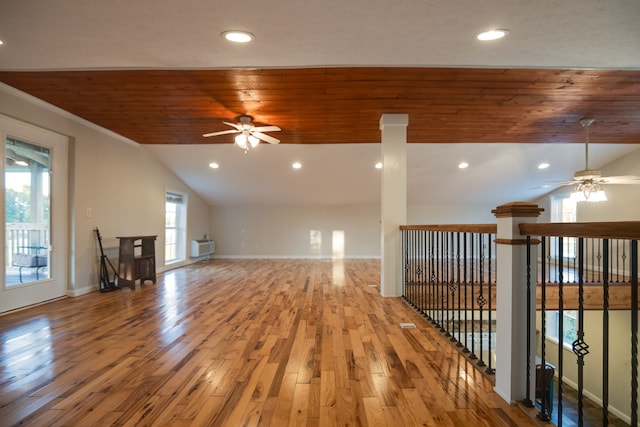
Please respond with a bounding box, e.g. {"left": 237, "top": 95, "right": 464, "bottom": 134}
{"left": 1, "top": 67, "right": 640, "bottom": 145}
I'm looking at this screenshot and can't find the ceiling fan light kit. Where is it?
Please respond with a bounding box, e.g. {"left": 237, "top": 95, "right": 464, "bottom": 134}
{"left": 563, "top": 117, "right": 640, "bottom": 202}
{"left": 202, "top": 115, "right": 281, "bottom": 153}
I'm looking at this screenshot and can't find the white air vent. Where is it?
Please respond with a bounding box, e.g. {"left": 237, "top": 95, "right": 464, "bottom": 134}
{"left": 399, "top": 323, "right": 416, "bottom": 329}
{"left": 191, "top": 239, "right": 214, "bottom": 258}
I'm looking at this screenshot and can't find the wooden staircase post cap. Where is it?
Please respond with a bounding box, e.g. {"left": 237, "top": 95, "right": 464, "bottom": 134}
{"left": 492, "top": 202, "right": 544, "bottom": 218}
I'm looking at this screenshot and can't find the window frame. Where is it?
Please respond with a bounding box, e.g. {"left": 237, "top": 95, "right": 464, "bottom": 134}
{"left": 164, "top": 190, "right": 187, "bottom": 265}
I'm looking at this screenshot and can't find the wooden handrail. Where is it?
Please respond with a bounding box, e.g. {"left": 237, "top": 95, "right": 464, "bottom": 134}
{"left": 400, "top": 224, "right": 497, "bottom": 233}
{"left": 520, "top": 222, "right": 640, "bottom": 240}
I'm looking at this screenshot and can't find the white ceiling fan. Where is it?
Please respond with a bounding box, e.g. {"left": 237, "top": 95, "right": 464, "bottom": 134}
{"left": 202, "top": 115, "right": 281, "bottom": 152}
{"left": 554, "top": 118, "right": 640, "bottom": 201}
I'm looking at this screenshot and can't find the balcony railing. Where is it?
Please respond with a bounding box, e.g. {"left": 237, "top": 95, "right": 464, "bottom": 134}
{"left": 400, "top": 213, "right": 640, "bottom": 426}
{"left": 401, "top": 224, "right": 497, "bottom": 373}
{"left": 5, "top": 223, "right": 49, "bottom": 285}
{"left": 522, "top": 222, "right": 640, "bottom": 426}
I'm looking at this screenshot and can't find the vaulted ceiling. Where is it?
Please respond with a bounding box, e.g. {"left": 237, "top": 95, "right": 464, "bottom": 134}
{"left": 1, "top": 1, "right": 639, "bottom": 206}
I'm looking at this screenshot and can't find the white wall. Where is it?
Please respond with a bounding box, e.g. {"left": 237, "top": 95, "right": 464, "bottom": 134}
{"left": 210, "top": 204, "right": 380, "bottom": 258}
{"left": 1, "top": 85, "right": 211, "bottom": 298}
{"left": 408, "top": 203, "right": 497, "bottom": 224}
{"left": 209, "top": 202, "right": 502, "bottom": 259}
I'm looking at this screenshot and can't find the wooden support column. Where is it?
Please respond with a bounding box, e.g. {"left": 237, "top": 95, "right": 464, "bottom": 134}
{"left": 492, "top": 202, "right": 544, "bottom": 404}
{"left": 380, "top": 114, "right": 408, "bottom": 297}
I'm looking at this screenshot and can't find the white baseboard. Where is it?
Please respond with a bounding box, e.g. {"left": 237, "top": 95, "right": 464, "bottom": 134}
{"left": 67, "top": 284, "right": 98, "bottom": 297}
{"left": 212, "top": 255, "right": 381, "bottom": 260}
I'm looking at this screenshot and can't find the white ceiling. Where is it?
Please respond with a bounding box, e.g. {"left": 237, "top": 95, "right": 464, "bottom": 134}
{"left": 144, "top": 142, "right": 640, "bottom": 206}
{"left": 2, "top": 0, "right": 639, "bottom": 206}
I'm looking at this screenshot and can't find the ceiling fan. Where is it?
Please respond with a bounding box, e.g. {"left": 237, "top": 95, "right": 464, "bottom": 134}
{"left": 553, "top": 118, "right": 640, "bottom": 202}
{"left": 202, "top": 115, "right": 281, "bottom": 152}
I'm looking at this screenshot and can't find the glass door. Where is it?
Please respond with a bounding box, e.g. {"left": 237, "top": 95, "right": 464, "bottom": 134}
{"left": 5, "top": 138, "right": 51, "bottom": 285}
{"left": 1, "top": 115, "right": 68, "bottom": 313}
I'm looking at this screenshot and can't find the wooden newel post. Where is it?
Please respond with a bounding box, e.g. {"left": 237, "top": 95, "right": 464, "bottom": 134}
{"left": 492, "top": 202, "right": 544, "bottom": 404}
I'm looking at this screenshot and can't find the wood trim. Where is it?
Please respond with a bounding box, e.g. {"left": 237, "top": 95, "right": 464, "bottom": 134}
{"left": 491, "top": 202, "right": 544, "bottom": 218}
{"left": 494, "top": 238, "right": 532, "bottom": 245}
{"left": 537, "top": 282, "right": 638, "bottom": 310}
{"left": 400, "top": 224, "right": 496, "bottom": 233}
{"left": 2, "top": 68, "right": 639, "bottom": 147}
{"left": 520, "top": 222, "right": 640, "bottom": 240}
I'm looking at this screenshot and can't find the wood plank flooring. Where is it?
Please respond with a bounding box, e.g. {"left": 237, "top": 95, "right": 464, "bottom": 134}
{"left": 0, "top": 259, "right": 541, "bottom": 426}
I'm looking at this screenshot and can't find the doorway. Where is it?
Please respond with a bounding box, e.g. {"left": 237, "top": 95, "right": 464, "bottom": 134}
{"left": 1, "top": 115, "right": 68, "bottom": 313}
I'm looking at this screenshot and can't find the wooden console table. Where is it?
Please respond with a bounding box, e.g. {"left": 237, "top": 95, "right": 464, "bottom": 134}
{"left": 117, "top": 235, "right": 156, "bottom": 290}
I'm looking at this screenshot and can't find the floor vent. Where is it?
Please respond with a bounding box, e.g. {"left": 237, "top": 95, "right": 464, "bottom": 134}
{"left": 399, "top": 323, "right": 416, "bottom": 329}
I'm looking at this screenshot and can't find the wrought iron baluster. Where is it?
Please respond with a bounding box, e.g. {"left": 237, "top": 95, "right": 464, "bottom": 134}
{"left": 406, "top": 230, "right": 412, "bottom": 304}
{"left": 603, "top": 239, "right": 610, "bottom": 426}
{"left": 486, "top": 233, "right": 494, "bottom": 374}
{"left": 429, "top": 230, "right": 436, "bottom": 323}
{"left": 457, "top": 232, "right": 463, "bottom": 348}
{"left": 449, "top": 232, "right": 457, "bottom": 342}
{"left": 469, "top": 233, "right": 477, "bottom": 360}
{"left": 440, "top": 231, "right": 445, "bottom": 332}
{"left": 631, "top": 239, "right": 638, "bottom": 427}
{"left": 622, "top": 240, "right": 628, "bottom": 284}
{"left": 477, "top": 234, "right": 487, "bottom": 367}
{"left": 444, "top": 231, "right": 451, "bottom": 336}
{"left": 539, "top": 236, "right": 549, "bottom": 421}
{"left": 422, "top": 230, "right": 427, "bottom": 317}
{"left": 411, "top": 230, "right": 421, "bottom": 309}
{"left": 572, "top": 237, "right": 589, "bottom": 427}
{"left": 463, "top": 232, "right": 470, "bottom": 353}
{"left": 558, "top": 236, "right": 564, "bottom": 427}
{"left": 401, "top": 230, "right": 406, "bottom": 298}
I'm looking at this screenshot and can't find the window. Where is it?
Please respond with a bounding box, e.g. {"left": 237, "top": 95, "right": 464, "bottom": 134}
{"left": 550, "top": 196, "right": 577, "bottom": 258}
{"left": 546, "top": 310, "right": 578, "bottom": 348}
{"left": 546, "top": 196, "right": 578, "bottom": 347}
{"left": 165, "top": 191, "right": 186, "bottom": 264}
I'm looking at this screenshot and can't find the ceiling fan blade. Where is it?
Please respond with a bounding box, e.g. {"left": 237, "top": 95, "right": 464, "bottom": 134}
{"left": 600, "top": 175, "right": 640, "bottom": 184}
{"left": 252, "top": 125, "right": 281, "bottom": 132}
{"left": 202, "top": 129, "right": 239, "bottom": 137}
{"left": 545, "top": 180, "right": 578, "bottom": 186}
{"left": 252, "top": 131, "right": 280, "bottom": 144}
{"left": 530, "top": 181, "right": 576, "bottom": 189}
{"left": 222, "top": 121, "right": 243, "bottom": 130}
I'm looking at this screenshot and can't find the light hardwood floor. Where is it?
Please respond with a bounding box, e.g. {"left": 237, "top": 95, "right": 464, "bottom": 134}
{"left": 0, "top": 259, "right": 541, "bottom": 426}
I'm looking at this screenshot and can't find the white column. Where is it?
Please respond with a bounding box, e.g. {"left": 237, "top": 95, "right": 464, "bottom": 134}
{"left": 492, "top": 202, "right": 543, "bottom": 403}
{"left": 379, "top": 114, "right": 408, "bottom": 297}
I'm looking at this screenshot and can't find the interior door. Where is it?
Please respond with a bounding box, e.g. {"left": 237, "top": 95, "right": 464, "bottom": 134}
{"left": 1, "top": 115, "right": 68, "bottom": 313}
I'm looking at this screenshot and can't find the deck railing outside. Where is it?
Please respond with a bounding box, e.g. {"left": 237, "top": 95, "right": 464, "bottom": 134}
{"left": 5, "top": 223, "right": 49, "bottom": 284}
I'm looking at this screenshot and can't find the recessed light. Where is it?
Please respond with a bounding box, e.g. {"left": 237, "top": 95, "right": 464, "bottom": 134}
{"left": 538, "top": 163, "right": 550, "bottom": 170}
{"left": 477, "top": 29, "right": 509, "bottom": 41}
{"left": 375, "top": 162, "right": 383, "bottom": 169}
{"left": 15, "top": 160, "right": 28, "bottom": 166}
{"left": 0, "top": 40, "right": 4, "bottom": 46}
{"left": 292, "top": 162, "right": 302, "bottom": 169}
{"left": 221, "top": 30, "right": 254, "bottom": 43}
{"left": 209, "top": 162, "right": 219, "bottom": 169}
{"left": 458, "top": 162, "right": 469, "bottom": 169}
